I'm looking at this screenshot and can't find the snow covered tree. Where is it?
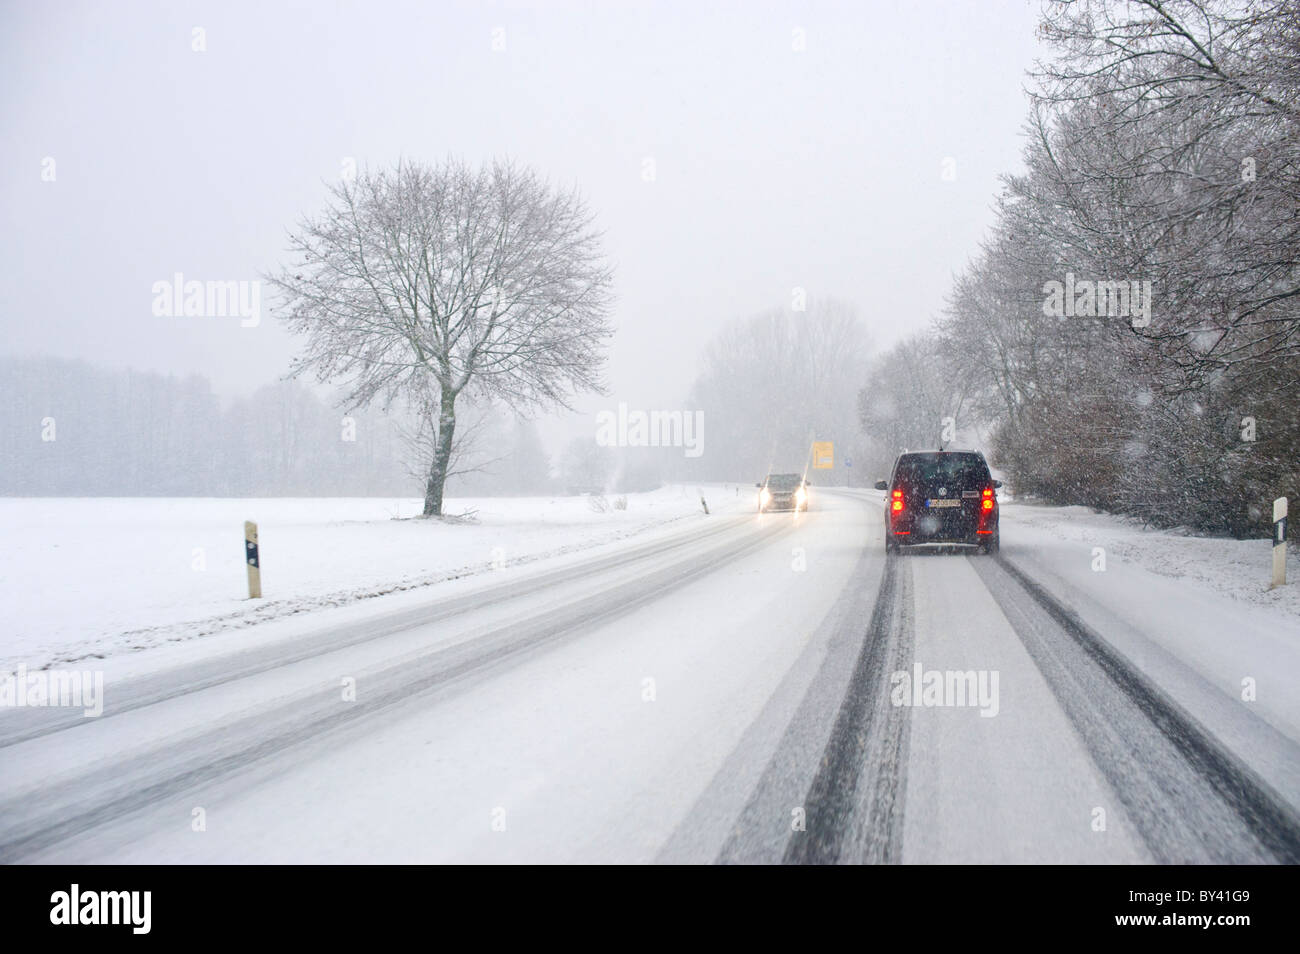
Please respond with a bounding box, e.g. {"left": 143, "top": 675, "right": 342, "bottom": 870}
{"left": 269, "top": 158, "right": 614, "bottom": 515}
{"left": 930, "top": 0, "right": 1300, "bottom": 534}
{"left": 506, "top": 419, "right": 553, "bottom": 494}
{"left": 559, "top": 436, "right": 613, "bottom": 494}
{"left": 858, "top": 334, "right": 969, "bottom": 478}
{"left": 685, "top": 299, "right": 872, "bottom": 481}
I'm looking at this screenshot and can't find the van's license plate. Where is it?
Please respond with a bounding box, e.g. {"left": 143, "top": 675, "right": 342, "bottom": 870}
{"left": 926, "top": 499, "right": 961, "bottom": 508}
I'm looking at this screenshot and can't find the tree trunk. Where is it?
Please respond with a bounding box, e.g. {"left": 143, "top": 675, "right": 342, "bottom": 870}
{"left": 422, "top": 388, "right": 457, "bottom": 516}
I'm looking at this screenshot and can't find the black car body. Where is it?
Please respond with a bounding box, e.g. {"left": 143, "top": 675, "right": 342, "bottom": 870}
{"left": 757, "top": 473, "right": 809, "bottom": 512}
{"left": 875, "top": 450, "right": 1000, "bottom": 552}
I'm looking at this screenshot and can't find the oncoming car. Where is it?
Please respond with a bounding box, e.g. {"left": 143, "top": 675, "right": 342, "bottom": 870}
{"left": 757, "top": 473, "right": 810, "bottom": 513}
{"left": 875, "top": 450, "right": 1001, "bottom": 553}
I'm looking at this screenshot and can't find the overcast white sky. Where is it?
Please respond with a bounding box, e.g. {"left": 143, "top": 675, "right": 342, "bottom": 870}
{"left": 1, "top": 0, "right": 1046, "bottom": 439}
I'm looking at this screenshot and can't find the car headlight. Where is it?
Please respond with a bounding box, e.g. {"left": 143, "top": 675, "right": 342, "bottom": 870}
{"left": 795, "top": 488, "right": 807, "bottom": 503}
{"left": 760, "top": 488, "right": 771, "bottom": 502}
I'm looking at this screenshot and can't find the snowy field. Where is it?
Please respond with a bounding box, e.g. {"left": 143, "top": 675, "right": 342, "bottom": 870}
{"left": 0, "top": 486, "right": 751, "bottom": 673}
{"left": 1002, "top": 501, "right": 1300, "bottom": 618}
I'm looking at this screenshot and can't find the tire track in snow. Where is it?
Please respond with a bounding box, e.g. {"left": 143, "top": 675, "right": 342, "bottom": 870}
{"left": 710, "top": 546, "right": 913, "bottom": 865}
{"left": 0, "top": 514, "right": 750, "bottom": 748}
{"left": 781, "top": 554, "right": 913, "bottom": 864}
{"left": 0, "top": 515, "right": 797, "bottom": 862}
{"left": 973, "top": 554, "right": 1300, "bottom": 863}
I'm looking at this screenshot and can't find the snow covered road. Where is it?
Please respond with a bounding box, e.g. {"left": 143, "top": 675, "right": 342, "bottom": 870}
{"left": 1, "top": 490, "right": 1297, "bottom": 863}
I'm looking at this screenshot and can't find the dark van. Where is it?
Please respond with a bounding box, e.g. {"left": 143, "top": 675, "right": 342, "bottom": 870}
{"left": 875, "top": 450, "right": 1001, "bottom": 553}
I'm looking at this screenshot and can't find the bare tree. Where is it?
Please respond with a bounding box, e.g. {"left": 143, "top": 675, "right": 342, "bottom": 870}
{"left": 927, "top": 0, "right": 1300, "bottom": 534}
{"left": 1031, "top": 0, "right": 1300, "bottom": 386}
{"left": 685, "top": 299, "right": 872, "bottom": 480}
{"left": 858, "top": 334, "right": 969, "bottom": 473}
{"left": 559, "top": 436, "right": 614, "bottom": 494}
{"left": 268, "top": 158, "right": 614, "bottom": 515}
{"left": 396, "top": 389, "right": 503, "bottom": 497}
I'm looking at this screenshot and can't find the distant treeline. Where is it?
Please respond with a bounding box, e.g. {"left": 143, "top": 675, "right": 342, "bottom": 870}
{"left": 679, "top": 301, "right": 877, "bottom": 486}
{"left": 0, "top": 356, "right": 556, "bottom": 497}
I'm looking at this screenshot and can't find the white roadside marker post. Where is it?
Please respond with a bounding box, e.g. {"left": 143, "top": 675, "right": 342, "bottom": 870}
{"left": 1272, "top": 497, "right": 1288, "bottom": 589}
{"left": 245, "top": 520, "right": 262, "bottom": 598}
